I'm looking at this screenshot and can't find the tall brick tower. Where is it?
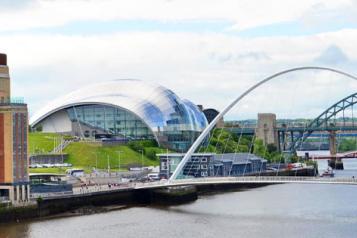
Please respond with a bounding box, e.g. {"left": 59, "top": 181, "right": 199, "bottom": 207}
{"left": 0, "top": 53, "right": 30, "bottom": 204}
{"left": 255, "top": 113, "right": 279, "bottom": 148}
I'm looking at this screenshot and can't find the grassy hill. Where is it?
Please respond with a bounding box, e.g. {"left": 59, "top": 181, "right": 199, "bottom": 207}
{"left": 64, "top": 142, "right": 162, "bottom": 171}
{"left": 29, "top": 132, "right": 62, "bottom": 154}
{"left": 28, "top": 133, "right": 162, "bottom": 173}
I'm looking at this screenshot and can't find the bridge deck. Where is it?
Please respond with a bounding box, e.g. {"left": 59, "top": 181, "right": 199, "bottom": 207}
{"left": 34, "top": 176, "right": 357, "bottom": 200}
{"left": 135, "top": 176, "right": 357, "bottom": 189}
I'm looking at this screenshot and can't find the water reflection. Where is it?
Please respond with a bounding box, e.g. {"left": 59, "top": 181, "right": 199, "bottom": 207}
{"left": 0, "top": 223, "right": 30, "bottom": 238}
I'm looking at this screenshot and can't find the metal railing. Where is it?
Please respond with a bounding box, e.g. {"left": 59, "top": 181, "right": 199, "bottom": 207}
{"left": 31, "top": 176, "right": 357, "bottom": 199}
{"left": 135, "top": 176, "right": 357, "bottom": 188}
{"left": 0, "top": 97, "right": 25, "bottom": 105}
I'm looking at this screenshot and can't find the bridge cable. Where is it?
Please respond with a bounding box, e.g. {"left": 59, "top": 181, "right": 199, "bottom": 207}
{"left": 243, "top": 133, "right": 256, "bottom": 177}
{"left": 295, "top": 121, "right": 308, "bottom": 177}
{"left": 230, "top": 122, "right": 248, "bottom": 176}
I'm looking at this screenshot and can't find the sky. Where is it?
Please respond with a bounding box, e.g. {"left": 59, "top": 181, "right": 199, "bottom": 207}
{"left": 1, "top": 0, "right": 357, "bottom": 120}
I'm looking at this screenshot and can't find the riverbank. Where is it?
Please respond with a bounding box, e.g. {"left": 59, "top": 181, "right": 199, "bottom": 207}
{"left": 0, "top": 182, "right": 272, "bottom": 224}
{"left": 0, "top": 166, "right": 318, "bottom": 224}
{"left": 3, "top": 182, "right": 357, "bottom": 238}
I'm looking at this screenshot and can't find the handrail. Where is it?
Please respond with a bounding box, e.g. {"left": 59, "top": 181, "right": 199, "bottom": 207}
{"left": 135, "top": 176, "right": 357, "bottom": 188}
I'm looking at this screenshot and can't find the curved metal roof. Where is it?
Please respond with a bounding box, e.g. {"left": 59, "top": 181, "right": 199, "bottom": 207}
{"left": 30, "top": 79, "right": 207, "bottom": 134}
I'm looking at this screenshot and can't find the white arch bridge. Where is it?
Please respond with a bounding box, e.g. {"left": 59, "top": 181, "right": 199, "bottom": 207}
{"left": 166, "top": 66, "right": 357, "bottom": 185}
{"left": 135, "top": 176, "right": 357, "bottom": 190}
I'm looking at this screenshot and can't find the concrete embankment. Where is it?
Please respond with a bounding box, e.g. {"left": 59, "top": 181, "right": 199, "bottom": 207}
{"left": 0, "top": 204, "right": 38, "bottom": 223}
{"left": 0, "top": 185, "right": 198, "bottom": 223}
{"left": 196, "top": 183, "right": 269, "bottom": 195}
{"left": 147, "top": 186, "right": 198, "bottom": 205}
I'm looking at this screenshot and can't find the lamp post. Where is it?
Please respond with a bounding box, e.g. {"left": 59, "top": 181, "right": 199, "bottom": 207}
{"left": 139, "top": 150, "right": 144, "bottom": 170}
{"left": 92, "top": 152, "right": 98, "bottom": 169}
{"left": 166, "top": 148, "right": 169, "bottom": 179}
{"left": 53, "top": 136, "right": 56, "bottom": 154}
{"left": 116, "top": 151, "right": 123, "bottom": 171}
{"left": 107, "top": 155, "right": 110, "bottom": 175}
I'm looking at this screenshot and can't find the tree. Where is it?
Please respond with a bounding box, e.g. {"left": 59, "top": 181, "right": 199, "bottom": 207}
{"left": 267, "top": 143, "right": 277, "bottom": 153}
{"left": 253, "top": 139, "right": 266, "bottom": 158}
{"left": 338, "top": 138, "right": 357, "bottom": 152}
{"left": 35, "top": 125, "right": 43, "bottom": 132}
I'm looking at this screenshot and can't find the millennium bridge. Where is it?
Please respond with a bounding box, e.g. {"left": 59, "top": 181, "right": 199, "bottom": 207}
{"left": 135, "top": 176, "right": 357, "bottom": 189}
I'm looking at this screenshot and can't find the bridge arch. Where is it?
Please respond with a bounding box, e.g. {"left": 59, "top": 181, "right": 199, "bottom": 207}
{"left": 290, "top": 92, "right": 357, "bottom": 151}
{"left": 169, "top": 66, "right": 357, "bottom": 182}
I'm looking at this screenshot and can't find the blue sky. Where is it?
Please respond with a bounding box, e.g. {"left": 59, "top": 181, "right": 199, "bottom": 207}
{"left": 1, "top": 0, "right": 357, "bottom": 119}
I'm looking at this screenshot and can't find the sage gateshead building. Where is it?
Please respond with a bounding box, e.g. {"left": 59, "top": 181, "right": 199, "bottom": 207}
{"left": 30, "top": 79, "right": 208, "bottom": 151}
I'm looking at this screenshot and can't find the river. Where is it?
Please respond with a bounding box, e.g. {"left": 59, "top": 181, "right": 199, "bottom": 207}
{"left": 1, "top": 158, "right": 357, "bottom": 238}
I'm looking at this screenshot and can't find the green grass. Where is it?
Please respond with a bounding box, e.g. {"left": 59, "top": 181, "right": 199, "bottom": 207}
{"left": 63, "top": 142, "right": 161, "bottom": 171}
{"left": 29, "top": 167, "right": 67, "bottom": 174}
{"left": 28, "top": 133, "right": 163, "bottom": 172}
{"left": 29, "top": 132, "right": 62, "bottom": 154}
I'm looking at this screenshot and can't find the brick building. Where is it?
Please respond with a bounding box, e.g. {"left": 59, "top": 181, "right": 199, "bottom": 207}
{"left": 0, "top": 53, "right": 30, "bottom": 204}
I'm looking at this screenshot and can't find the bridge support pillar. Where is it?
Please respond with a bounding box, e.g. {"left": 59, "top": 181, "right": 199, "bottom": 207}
{"left": 277, "top": 131, "right": 284, "bottom": 152}
{"left": 255, "top": 113, "right": 279, "bottom": 148}
{"left": 328, "top": 159, "right": 344, "bottom": 170}
{"left": 290, "top": 131, "right": 294, "bottom": 144}
{"left": 328, "top": 131, "right": 344, "bottom": 170}
{"left": 329, "top": 131, "right": 337, "bottom": 156}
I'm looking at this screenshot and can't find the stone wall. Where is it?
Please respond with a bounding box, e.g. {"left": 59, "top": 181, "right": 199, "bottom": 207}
{"left": 30, "top": 154, "right": 68, "bottom": 165}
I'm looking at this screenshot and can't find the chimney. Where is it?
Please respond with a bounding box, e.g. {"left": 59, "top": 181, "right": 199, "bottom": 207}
{"left": 0, "top": 53, "right": 7, "bottom": 66}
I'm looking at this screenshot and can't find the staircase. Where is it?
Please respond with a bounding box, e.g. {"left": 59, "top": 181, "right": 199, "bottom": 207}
{"left": 52, "top": 139, "right": 73, "bottom": 154}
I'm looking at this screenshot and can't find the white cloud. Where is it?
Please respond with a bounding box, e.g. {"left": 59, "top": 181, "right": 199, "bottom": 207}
{"left": 1, "top": 29, "right": 357, "bottom": 120}
{"left": 1, "top": 0, "right": 357, "bottom": 121}
{"left": 315, "top": 45, "right": 349, "bottom": 65}
{"left": 0, "top": 0, "right": 354, "bottom": 32}
{"left": 299, "top": 1, "right": 357, "bottom": 28}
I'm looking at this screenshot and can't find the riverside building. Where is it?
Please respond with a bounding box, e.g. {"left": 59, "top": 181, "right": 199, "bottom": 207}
{"left": 158, "top": 153, "right": 267, "bottom": 179}
{"left": 0, "top": 53, "right": 30, "bottom": 204}
{"left": 30, "top": 79, "right": 208, "bottom": 152}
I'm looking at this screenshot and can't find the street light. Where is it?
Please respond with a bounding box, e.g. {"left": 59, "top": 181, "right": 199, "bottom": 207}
{"left": 107, "top": 155, "right": 110, "bottom": 175}
{"left": 139, "top": 150, "right": 144, "bottom": 170}
{"left": 116, "top": 151, "right": 123, "bottom": 171}
{"left": 92, "top": 152, "right": 98, "bottom": 169}
{"left": 166, "top": 148, "right": 169, "bottom": 179}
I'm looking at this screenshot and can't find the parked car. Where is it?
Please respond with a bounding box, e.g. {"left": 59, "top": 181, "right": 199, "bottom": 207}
{"left": 147, "top": 173, "right": 160, "bottom": 181}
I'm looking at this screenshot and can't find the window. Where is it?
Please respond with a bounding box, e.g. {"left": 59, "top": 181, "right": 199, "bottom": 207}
{"left": 201, "top": 171, "right": 208, "bottom": 177}
{"left": 84, "top": 130, "right": 90, "bottom": 137}
{"left": 161, "top": 161, "right": 168, "bottom": 170}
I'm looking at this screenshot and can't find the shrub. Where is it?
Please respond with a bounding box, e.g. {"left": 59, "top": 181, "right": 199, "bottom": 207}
{"left": 145, "top": 149, "right": 157, "bottom": 160}
{"left": 128, "top": 141, "right": 144, "bottom": 153}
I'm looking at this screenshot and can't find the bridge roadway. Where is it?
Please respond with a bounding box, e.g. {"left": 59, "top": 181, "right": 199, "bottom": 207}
{"left": 309, "top": 150, "right": 357, "bottom": 160}
{"left": 32, "top": 176, "right": 357, "bottom": 200}
{"left": 135, "top": 176, "right": 357, "bottom": 189}
{"left": 228, "top": 126, "right": 357, "bottom": 135}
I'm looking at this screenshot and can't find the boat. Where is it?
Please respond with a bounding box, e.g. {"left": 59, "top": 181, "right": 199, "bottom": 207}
{"left": 320, "top": 167, "right": 334, "bottom": 177}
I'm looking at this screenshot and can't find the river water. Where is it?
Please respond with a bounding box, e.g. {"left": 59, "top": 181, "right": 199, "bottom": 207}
{"left": 1, "top": 159, "right": 357, "bottom": 238}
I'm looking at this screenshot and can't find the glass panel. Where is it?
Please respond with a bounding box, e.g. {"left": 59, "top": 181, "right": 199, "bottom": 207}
{"left": 66, "top": 105, "right": 153, "bottom": 139}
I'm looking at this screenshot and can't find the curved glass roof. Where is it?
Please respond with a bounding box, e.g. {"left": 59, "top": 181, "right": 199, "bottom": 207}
{"left": 30, "top": 79, "right": 208, "bottom": 148}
